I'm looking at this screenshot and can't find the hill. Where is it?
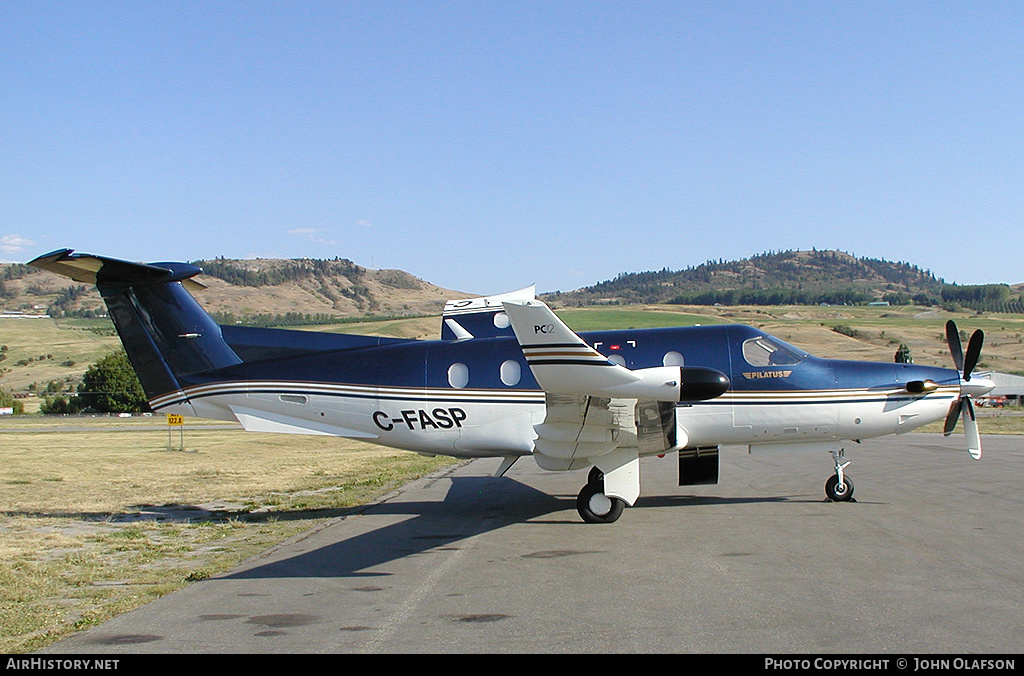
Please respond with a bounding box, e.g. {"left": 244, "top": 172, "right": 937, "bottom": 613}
{"left": 0, "top": 256, "right": 471, "bottom": 323}
{"left": 5, "top": 249, "right": 1019, "bottom": 322}
{"left": 0, "top": 256, "right": 471, "bottom": 399}
{"left": 545, "top": 249, "right": 1022, "bottom": 312}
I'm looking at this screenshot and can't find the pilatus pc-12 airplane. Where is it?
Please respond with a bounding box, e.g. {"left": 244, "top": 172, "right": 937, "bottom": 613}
{"left": 30, "top": 249, "right": 994, "bottom": 523}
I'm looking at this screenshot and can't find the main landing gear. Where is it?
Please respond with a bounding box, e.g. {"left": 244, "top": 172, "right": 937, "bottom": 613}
{"left": 825, "top": 449, "right": 855, "bottom": 501}
{"left": 576, "top": 467, "right": 626, "bottom": 524}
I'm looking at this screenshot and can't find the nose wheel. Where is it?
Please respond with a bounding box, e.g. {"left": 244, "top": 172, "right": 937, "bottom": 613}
{"left": 825, "top": 474, "right": 854, "bottom": 501}
{"left": 825, "top": 449, "right": 855, "bottom": 501}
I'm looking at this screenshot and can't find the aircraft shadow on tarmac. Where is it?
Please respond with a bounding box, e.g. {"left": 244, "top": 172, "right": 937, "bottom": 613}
{"left": 635, "top": 493, "right": 812, "bottom": 508}
{"left": 221, "top": 474, "right": 813, "bottom": 581}
{"left": 222, "top": 475, "right": 562, "bottom": 580}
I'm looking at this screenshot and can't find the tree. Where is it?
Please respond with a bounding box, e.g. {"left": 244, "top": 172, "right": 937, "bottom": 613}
{"left": 76, "top": 350, "right": 149, "bottom": 413}
{"left": 40, "top": 394, "right": 82, "bottom": 414}
{"left": 895, "top": 343, "right": 913, "bottom": 364}
{"left": 0, "top": 388, "right": 24, "bottom": 414}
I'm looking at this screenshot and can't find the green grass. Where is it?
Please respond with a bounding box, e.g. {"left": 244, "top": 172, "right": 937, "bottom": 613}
{"left": 557, "top": 307, "right": 721, "bottom": 331}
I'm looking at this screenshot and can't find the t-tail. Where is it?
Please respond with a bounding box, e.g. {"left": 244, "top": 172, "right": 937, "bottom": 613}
{"left": 28, "top": 249, "right": 243, "bottom": 414}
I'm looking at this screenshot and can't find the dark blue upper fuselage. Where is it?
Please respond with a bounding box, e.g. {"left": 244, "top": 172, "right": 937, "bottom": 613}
{"left": 187, "top": 323, "right": 958, "bottom": 397}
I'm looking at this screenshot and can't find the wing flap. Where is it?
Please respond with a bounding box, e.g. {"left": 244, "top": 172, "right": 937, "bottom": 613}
{"left": 532, "top": 394, "right": 631, "bottom": 463}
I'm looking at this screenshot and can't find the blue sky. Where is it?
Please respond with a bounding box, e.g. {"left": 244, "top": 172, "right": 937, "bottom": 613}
{"left": 2, "top": 2, "right": 1022, "bottom": 294}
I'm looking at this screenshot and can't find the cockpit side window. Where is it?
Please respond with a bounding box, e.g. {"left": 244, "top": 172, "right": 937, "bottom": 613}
{"left": 741, "top": 336, "right": 805, "bottom": 367}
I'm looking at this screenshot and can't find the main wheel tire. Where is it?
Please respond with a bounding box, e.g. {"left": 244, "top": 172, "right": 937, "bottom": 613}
{"left": 825, "top": 474, "right": 854, "bottom": 501}
{"left": 576, "top": 482, "right": 625, "bottom": 523}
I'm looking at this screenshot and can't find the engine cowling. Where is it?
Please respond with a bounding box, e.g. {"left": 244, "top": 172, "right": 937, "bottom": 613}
{"left": 575, "top": 365, "right": 730, "bottom": 402}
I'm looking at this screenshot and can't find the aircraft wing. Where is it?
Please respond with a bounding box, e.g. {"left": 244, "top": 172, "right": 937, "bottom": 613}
{"left": 500, "top": 299, "right": 729, "bottom": 402}
{"left": 501, "top": 299, "right": 728, "bottom": 505}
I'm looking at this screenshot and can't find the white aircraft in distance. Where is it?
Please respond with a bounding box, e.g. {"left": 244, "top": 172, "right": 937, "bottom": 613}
{"left": 30, "top": 249, "right": 995, "bottom": 523}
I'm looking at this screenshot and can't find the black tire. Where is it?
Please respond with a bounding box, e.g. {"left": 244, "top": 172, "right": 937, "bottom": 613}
{"left": 825, "top": 474, "right": 854, "bottom": 501}
{"left": 576, "top": 482, "right": 625, "bottom": 524}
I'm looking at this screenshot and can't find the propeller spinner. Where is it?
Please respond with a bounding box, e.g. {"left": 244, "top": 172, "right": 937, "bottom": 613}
{"left": 943, "top": 320, "right": 986, "bottom": 459}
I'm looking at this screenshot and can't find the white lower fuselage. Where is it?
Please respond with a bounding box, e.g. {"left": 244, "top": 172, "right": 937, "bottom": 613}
{"left": 153, "top": 380, "right": 960, "bottom": 462}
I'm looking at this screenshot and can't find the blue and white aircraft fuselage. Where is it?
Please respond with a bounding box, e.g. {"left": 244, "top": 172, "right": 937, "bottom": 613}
{"left": 29, "top": 249, "right": 993, "bottom": 523}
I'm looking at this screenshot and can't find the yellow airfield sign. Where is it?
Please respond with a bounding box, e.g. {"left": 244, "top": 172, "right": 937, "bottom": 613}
{"left": 166, "top": 414, "right": 186, "bottom": 451}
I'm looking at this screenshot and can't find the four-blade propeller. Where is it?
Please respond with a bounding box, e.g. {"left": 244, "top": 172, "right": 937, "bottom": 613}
{"left": 943, "top": 320, "right": 984, "bottom": 459}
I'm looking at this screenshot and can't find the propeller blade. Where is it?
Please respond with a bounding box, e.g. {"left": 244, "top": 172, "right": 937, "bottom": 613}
{"left": 943, "top": 397, "right": 963, "bottom": 436}
{"left": 963, "top": 329, "right": 984, "bottom": 381}
{"left": 963, "top": 397, "right": 981, "bottom": 459}
{"left": 943, "top": 322, "right": 984, "bottom": 457}
{"left": 946, "top": 320, "right": 964, "bottom": 372}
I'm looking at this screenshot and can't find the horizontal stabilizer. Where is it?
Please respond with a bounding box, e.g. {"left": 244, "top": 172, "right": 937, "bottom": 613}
{"left": 29, "top": 249, "right": 207, "bottom": 293}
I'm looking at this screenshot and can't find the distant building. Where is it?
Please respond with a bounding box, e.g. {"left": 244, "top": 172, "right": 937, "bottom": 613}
{"left": 0, "top": 311, "right": 50, "bottom": 319}
{"left": 978, "top": 371, "right": 1024, "bottom": 406}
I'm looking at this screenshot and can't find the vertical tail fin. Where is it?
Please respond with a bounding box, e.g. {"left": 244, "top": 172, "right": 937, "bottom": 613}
{"left": 28, "top": 249, "right": 242, "bottom": 407}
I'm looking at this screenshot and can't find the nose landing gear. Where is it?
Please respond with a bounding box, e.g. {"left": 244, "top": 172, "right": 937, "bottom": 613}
{"left": 825, "top": 449, "right": 855, "bottom": 501}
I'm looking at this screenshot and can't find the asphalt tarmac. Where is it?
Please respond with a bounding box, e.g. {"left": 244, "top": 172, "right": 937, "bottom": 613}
{"left": 41, "top": 433, "right": 1023, "bottom": 654}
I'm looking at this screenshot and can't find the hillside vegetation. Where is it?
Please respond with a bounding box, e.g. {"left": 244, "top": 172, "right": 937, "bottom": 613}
{"left": 4, "top": 249, "right": 1020, "bottom": 322}
{"left": 547, "top": 249, "right": 1023, "bottom": 312}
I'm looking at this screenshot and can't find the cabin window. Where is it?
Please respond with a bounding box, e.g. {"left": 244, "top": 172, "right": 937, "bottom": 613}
{"left": 500, "top": 359, "right": 521, "bottom": 386}
{"left": 663, "top": 351, "right": 684, "bottom": 367}
{"left": 741, "top": 337, "right": 804, "bottom": 367}
{"left": 448, "top": 363, "right": 470, "bottom": 389}
{"left": 493, "top": 312, "right": 511, "bottom": 329}
{"left": 279, "top": 394, "right": 308, "bottom": 405}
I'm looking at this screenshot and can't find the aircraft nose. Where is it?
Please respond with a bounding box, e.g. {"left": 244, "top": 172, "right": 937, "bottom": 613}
{"left": 962, "top": 375, "right": 995, "bottom": 398}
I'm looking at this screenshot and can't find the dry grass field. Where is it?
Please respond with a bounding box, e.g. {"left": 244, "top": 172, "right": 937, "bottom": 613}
{"left": 0, "top": 318, "right": 120, "bottom": 394}
{"left": 585, "top": 302, "right": 1024, "bottom": 375}
{"left": 0, "top": 416, "right": 457, "bottom": 653}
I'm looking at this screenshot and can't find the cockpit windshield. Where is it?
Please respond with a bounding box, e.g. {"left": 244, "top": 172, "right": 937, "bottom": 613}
{"left": 741, "top": 335, "right": 808, "bottom": 367}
